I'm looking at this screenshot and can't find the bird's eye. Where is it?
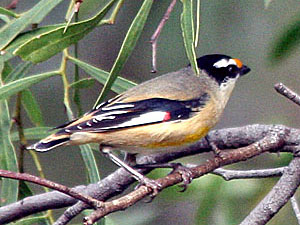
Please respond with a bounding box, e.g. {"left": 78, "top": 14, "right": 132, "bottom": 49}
{"left": 227, "top": 65, "right": 238, "bottom": 74}
{"left": 227, "top": 65, "right": 234, "bottom": 72}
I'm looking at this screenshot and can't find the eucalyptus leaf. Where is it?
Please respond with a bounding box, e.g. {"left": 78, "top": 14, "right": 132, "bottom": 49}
{"left": 21, "top": 89, "right": 44, "bottom": 127}
{"left": 11, "top": 127, "right": 52, "bottom": 142}
{"left": 0, "top": 60, "right": 18, "bottom": 206}
{"left": 94, "top": 0, "right": 153, "bottom": 106}
{"left": 69, "top": 57, "right": 136, "bottom": 94}
{"left": 1, "top": 62, "right": 13, "bottom": 81}
{"left": 69, "top": 78, "right": 96, "bottom": 89}
{"left": 0, "top": 71, "right": 60, "bottom": 101}
{"left": 14, "top": 0, "right": 118, "bottom": 63}
{"left": 269, "top": 19, "right": 300, "bottom": 62}
{"left": 80, "top": 145, "right": 101, "bottom": 184}
{"left": 8, "top": 215, "right": 50, "bottom": 225}
{"left": 2, "top": 24, "right": 63, "bottom": 62}
{"left": 180, "top": 0, "right": 199, "bottom": 75}
{"left": 0, "top": 7, "right": 19, "bottom": 18}
{"left": 0, "top": 0, "right": 64, "bottom": 50}
{"left": 4, "top": 61, "right": 33, "bottom": 83}
{"left": 264, "top": 0, "right": 273, "bottom": 8}
{"left": 18, "top": 181, "right": 34, "bottom": 200}
{"left": 0, "top": 14, "right": 10, "bottom": 23}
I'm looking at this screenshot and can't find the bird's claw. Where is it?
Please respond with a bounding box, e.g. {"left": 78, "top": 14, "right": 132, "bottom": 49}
{"left": 135, "top": 177, "right": 162, "bottom": 201}
{"left": 168, "top": 163, "right": 194, "bottom": 192}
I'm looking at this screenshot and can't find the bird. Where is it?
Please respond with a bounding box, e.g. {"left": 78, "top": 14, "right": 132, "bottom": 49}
{"left": 27, "top": 54, "right": 251, "bottom": 190}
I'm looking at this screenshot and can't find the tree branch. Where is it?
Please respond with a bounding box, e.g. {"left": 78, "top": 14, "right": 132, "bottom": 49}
{"left": 291, "top": 196, "right": 300, "bottom": 225}
{"left": 240, "top": 156, "right": 300, "bottom": 225}
{"left": 0, "top": 124, "right": 296, "bottom": 224}
{"left": 212, "top": 167, "right": 286, "bottom": 180}
{"left": 83, "top": 126, "right": 288, "bottom": 224}
{"left": 0, "top": 170, "right": 103, "bottom": 209}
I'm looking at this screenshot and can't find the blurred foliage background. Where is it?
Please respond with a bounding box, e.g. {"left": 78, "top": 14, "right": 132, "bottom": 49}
{"left": 0, "top": 0, "right": 300, "bottom": 224}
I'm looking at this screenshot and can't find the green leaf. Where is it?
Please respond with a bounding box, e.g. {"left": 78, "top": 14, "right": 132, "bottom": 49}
{"left": 69, "top": 57, "right": 136, "bottom": 94}
{"left": 180, "top": 0, "right": 199, "bottom": 75}
{"left": 0, "top": 59, "right": 18, "bottom": 206}
{"left": 0, "top": 14, "right": 10, "bottom": 24}
{"left": 1, "top": 24, "right": 63, "bottom": 62}
{"left": 269, "top": 19, "right": 300, "bottom": 62}
{"left": 21, "top": 89, "right": 44, "bottom": 127}
{"left": 8, "top": 215, "right": 50, "bottom": 225}
{"left": 0, "top": 7, "right": 19, "bottom": 18}
{"left": 0, "top": 0, "right": 64, "bottom": 50}
{"left": 4, "top": 61, "right": 33, "bottom": 83}
{"left": 195, "top": 177, "right": 223, "bottom": 224}
{"left": 80, "top": 145, "right": 101, "bottom": 184}
{"left": 18, "top": 181, "right": 34, "bottom": 200}
{"left": 69, "top": 78, "right": 96, "bottom": 89}
{"left": 0, "top": 71, "right": 60, "bottom": 101}
{"left": 1, "top": 62, "right": 13, "bottom": 81}
{"left": 14, "top": 0, "right": 118, "bottom": 63}
{"left": 94, "top": 0, "right": 153, "bottom": 106}
{"left": 11, "top": 127, "right": 52, "bottom": 142}
{"left": 264, "top": 0, "right": 273, "bottom": 8}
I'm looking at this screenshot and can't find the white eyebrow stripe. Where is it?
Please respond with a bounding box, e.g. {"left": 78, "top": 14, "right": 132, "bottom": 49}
{"left": 213, "top": 58, "right": 237, "bottom": 68}
{"left": 101, "top": 104, "right": 135, "bottom": 111}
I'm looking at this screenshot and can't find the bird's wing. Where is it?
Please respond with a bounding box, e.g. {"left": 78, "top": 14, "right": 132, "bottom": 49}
{"left": 56, "top": 93, "right": 210, "bottom": 134}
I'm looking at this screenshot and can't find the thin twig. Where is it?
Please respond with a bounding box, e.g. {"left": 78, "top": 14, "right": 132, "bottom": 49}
{"left": 83, "top": 127, "right": 288, "bottom": 224}
{"left": 0, "top": 170, "right": 104, "bottom": 209}
{"left": 213, "top": 167, "right": 286, "bottom": 180}
{"left": 291, "top": 195, "right": 300, "bottom": 225}
{"left": 274, "top": 82, "right": 300, "bottom": 106}
{"left": 150, "top": 0, "right": 177, "bottom": 73}
{"left": 240, "top": 157, "right": 300, "bottom": 225}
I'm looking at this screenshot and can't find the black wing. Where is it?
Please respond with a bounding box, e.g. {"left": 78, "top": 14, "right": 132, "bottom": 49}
{"left": 56, "top": 93, "right": 210, "bottom": 134}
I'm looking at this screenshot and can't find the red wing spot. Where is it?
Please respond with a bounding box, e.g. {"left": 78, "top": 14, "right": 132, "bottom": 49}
{"left": 163, "top": 112, "right": 171, "bottom": 121}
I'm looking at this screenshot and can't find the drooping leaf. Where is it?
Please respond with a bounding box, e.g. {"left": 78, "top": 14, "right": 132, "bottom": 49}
{"left": 0, "top": 7, "right": 19, "bottom": 18}
{"left": 80, "top": 145, "right": 101, "bottom": 184}
{"left": 0, "top": 71, "right": 60, "bottom": 101}
{"left": 264, "top": 0, "right": 273, "bottom": 8}
{"left": 94, "top": 0, "right": 153, "bottom": 106}
{"left": 1, "top": 24, "right": 63, "bottom": 62}
{"left": 69, "top": 57, "right": 136, "bottom": 94}
{"left": 8, "top": 215, "right": 50, "bottom": 225}
{"left": 0, "top": 0, "right": 64, "bottom": 50}
{"left": 1, "top": 62, "right": 13, "bottom": 81}
{"left": 21, "top": 89, "right": 44, "bottom": 127}
{"left": 180, "top": 0, "right": 199, "bottom": 75}
{"left": 18, "top": 181, "right": 34, "bottom": 200}
{"left": 4, "top": 61, "right": 33, "bottom": 83}
{"left": 10, "top": 127, "right": 52, "bottom": 142}
{"left": 0, "top": 14, "right": 10, "bottom": 24}
{"left": 69, "top": 78, "right": 96, "bottom": 89}
{"left": 14, "top": 0, "right": 118, "bottom": 63}
{"left": 269, "top": 19, "right": 300, "bottom": 62}
{"left": 0, "top": 58, "right": 18, "bottom": 206}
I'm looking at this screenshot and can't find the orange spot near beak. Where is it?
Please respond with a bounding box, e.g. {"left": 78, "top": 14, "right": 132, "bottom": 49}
{"left": 233, "top": 58, "right": 243, "bottom": 68}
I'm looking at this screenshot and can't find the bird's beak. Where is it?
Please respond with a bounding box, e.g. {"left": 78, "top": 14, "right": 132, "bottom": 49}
{"left": 240, "top": 65, "right": 251, "bottom": 76}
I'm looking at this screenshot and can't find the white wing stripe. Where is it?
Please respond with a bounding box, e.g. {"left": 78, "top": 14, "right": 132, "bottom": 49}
{"left": 102, "top": 104, "right": 135, "bottom": 111}
{"left": 94, "top": 110, "right": 128, "bottom": 120}
{"left": 102, "top": 111, "right": 166, "bottom": 130}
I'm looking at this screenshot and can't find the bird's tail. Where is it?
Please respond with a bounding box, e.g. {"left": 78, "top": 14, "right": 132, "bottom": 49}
{"left": 26, "top": 134, "right": 70, "bottom": 152}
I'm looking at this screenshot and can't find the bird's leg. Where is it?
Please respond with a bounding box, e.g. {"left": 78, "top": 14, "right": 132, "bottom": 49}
{"left": 135, "top": 162, "right": 194, "bottom": 192}
{"left": 100, "top": 146, "right": 162, "bottom": 196}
